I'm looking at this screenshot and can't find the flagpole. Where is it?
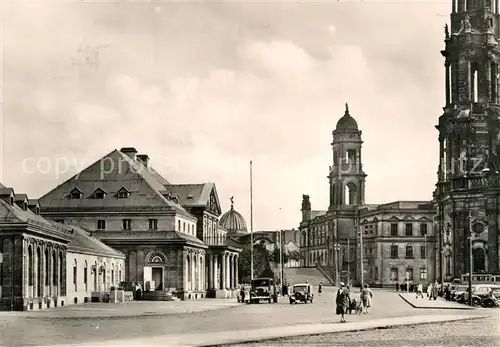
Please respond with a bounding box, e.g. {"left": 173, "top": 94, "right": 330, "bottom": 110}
{"left": 250, "top": 160, "right": 254, "bottom": 281}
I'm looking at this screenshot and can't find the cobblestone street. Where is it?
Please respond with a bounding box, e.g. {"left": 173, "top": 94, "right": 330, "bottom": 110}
{"left": 0, "top": 289, "right": 492, "bottom": 346}
{"left": 226, "top": 316, "right": 500, "bottom": 346}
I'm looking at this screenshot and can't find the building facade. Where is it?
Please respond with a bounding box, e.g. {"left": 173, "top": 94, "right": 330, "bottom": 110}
{"left": 39, "top": 147, "right": 240, "bottom": 300}
{"left": 434, "top": 0, "right": 500, "bottom": 282}
{"left": 299, "top": 105, "right": 437, "bottom": 287}
{"left": 0, "top": 184, "right": 125, "bottom": 311}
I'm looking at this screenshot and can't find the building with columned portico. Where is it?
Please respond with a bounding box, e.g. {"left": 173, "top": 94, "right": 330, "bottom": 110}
{"left": 38, "top": 147, "right": 240, "bottom": 300}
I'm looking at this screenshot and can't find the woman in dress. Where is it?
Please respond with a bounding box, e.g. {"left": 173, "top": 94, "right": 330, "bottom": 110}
{"left": 361, "top": 283, "right": 373, "bottom": 314}
{"left": 335, "top": 282, "right": 350, "bottom": 323}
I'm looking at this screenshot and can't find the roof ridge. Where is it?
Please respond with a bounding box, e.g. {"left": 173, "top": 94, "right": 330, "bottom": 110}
{"left": 39, "top": 149, "right": 119, "bottom": 200}
{"left": 117, "top": 152, "right": 196, "bottom": 220}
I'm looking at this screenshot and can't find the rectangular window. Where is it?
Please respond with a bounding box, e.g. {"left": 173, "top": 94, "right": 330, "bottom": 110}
{"left": 390, "top": 267, "right": 398, "bottom": 281}
{"left": 405, "top": 223, "right": 413, "bottom": 236}
{"left": 390, "top": 223, "right": 398, "bottom": 236}
{"left": 420, "top": 268, "right": 427, "bottom": 281}
{"left": 420, "top": 223, "right": 428, "bottom": 236}
{"left": 149, "top": 219, "right": 158, "bottom": 230}
{"left": 122, "top": 219, "right": 131, "bottom": 230}
{"left": 97, "top": 220, "right": 106, "bottom": 230}
{"left": 390, "top": 245, "right": 398, "bottom": 259}
{"left": 405, "top": 245, "right": 413, "bottom": 259}
{"left": 420, "top": 246, "right": 426, "bottom": 259}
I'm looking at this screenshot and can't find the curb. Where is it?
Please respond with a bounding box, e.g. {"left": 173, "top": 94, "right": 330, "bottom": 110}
{"left": 398, "top": 293, "right": 474, "bottom": 310}
{"left": 206, "top": 315, "right": 491, "bottom": 347}
{"left": 24, "top": 303, "right": 244, "bottom": 321}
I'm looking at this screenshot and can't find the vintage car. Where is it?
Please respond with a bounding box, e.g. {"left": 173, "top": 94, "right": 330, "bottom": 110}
{"left": 289, "top": 283, "right": 314, "bottom": 304}
{"left": 462, "top": 284, "right": 500, "bottom": 306}
{"left": 481, "top": 287, "right": 500, "bottom": 308}
{"left": 249, "top": 278, "right": 278, "bottom": 304}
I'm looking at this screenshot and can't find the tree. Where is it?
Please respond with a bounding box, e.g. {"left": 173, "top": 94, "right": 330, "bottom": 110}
{"left": 272, "top": 248, "right": 289, "bottom": 264}
{"left": 238, "top": 243, "right": 274, "bottom": 283}
{"left": 287, "top": 250, "right": 302, "bottom": 262}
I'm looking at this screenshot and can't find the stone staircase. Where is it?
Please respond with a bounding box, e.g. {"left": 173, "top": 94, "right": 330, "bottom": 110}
{"left": 283, "top": 267, "right": 333, "bottom": 286}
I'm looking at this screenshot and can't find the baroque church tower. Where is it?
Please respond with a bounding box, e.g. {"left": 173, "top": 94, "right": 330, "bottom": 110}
{"left": 436, "top": 0, "right": 500, "bottom": 279}
{"left": 329, "top": 103, "right": 367, "bottom": 210}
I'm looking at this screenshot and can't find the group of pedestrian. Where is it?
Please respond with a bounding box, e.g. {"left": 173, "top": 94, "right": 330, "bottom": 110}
{"left": 415, "top": 281, "right": 439, "bottom": 300}
{"left": 335, "top": 282, "right": 373, "bottom": 323}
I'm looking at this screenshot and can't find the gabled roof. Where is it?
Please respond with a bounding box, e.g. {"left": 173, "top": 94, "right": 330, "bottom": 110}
{"left": 38, "top": 149, "right": 195, "bottom": 220}
{"left": 0, "top": 187, "right": 14, "bottom": 196}
{"left": 402, "top": 215, "right": 417, "bottom": 221}
{"left": 0, "top": 195, "right": 71, "bottom": 241}
{"left": 418, "top": 216, "right": 433, "bottom": 222}
{"left": 386, "top": 216, "right": 401, "bottom": 222}
{"left": 66, "top": 226, "right": 125, "bottom": 258}
{"left": 169, "top": 183, "right": 218, "bottom": 207}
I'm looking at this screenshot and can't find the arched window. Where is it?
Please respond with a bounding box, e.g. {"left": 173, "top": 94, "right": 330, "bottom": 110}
{"left": 345, "top": 182, "right": 357, "bottom": 205}
{"left": 73, "top": 259, "right": 77, "bottom": 292}
{"left": 52, "top": 250, "right": 57, "bottom": 286}
{"left": 59, "top": 252, "right": 63, "bottom": 293}
{"left": 111, "top": 263, "right": 115, "bottom": 285}
{"left": 178, "top": 220, "right": 181, "bottom": 231}
{"left": 84, "top": 261, "right": 88, "bottom": 291}
{"left": 44, "top": 248, "right": 49, "bottom": 286}
{"left": 37, "top": 247, "right": 42, "bottom": 297}
{"left": 28, "top": 246, "right": 33, "bottom": 286}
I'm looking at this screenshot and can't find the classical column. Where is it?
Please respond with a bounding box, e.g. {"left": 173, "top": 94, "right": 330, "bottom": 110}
{"left": 213, "top": 255, "right": 218, "bottom": 289}
{"left": 232, "top": 255, "right": 236, "bottom": 288}
{"left": 47, "top": 245, "right": 52, "bottom": 297}
{"left": 192, "top": 253, "right": 196, "bottom": 291}
{"left": 208, "top": 254, "right": 212, "bottom": 288}
{"left": 228, "top": 255, "right": 233, "bottom": 289}
{"left": 183, "top": 251, "right": 188, "bottom": 291}
{"left": 226, "top": 253, "right": 230, "bottom": 289}
{"left": 235, "top": 255, "right": 239, "bottom": 287}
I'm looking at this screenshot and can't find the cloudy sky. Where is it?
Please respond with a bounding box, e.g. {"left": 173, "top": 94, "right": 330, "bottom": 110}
{"left": 1, "top": 0, "right": 449, "bottom": 231}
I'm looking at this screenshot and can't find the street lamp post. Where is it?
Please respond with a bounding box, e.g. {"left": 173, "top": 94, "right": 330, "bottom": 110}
{"left": 333, "top": 243, "right": 341, "bottom": 286}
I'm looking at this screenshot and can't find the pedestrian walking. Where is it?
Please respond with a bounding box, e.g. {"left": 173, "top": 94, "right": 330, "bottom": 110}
{"left": 396, "top": 282, "right": 399, "bottom": 292}
{"left": 318, "top": 281, "right": 323, "bottom": 295}
{"left": 427, "top": 283, "right": 433, "bottom": 299}
{"left": 361, "top": 284, "right": 373, "bottom": 314}
{"left": 416, "top": 283, "right": 424, "bottom": 299}
{"left": 335, "top": 282, "right": 350, "bottom": 323}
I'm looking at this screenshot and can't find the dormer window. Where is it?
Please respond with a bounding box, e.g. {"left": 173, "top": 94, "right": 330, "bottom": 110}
{"left": 23, "top": 202, "right": 28, "bottom": 211}
{"left": 117, "top": 187, "right": 130, "bottom": 199}
{"left": 93, "top": 188, "right": 106, "bottom": 199}
{"left": 35, "top": 206, "right": 40, "bottom": 215}
{"left": 70, "top": 188, "right": 83, "bottom": 199}
{"left": 10, "top": 196, "right": 14, "bottom": 205}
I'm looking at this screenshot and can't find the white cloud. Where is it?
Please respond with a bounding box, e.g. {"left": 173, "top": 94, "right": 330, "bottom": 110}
{"left": 2, "top": 2, "right": 449, "bottom": 230}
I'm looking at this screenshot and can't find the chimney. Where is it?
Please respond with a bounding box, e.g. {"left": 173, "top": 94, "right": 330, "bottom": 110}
{"left": 120, "top": 147, "right": 138, "bottom": 160}
{"left": 137, "top": 154, "right": 150, "bottom": 168}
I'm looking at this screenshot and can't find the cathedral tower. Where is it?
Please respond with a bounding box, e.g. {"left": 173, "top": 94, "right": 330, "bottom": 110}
{"left": 436, "top": 0, "right": 500, "bottom": 279}
{"left": 329, "top": 103, "right": 367, "bottom": 210}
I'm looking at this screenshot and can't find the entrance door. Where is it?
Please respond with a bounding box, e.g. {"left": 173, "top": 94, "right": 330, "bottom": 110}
{"left": 152, "top": 267, "right": 163, "bottom": 291}
{"left": 473, "top": 248, "right": 486, "bottom": 272}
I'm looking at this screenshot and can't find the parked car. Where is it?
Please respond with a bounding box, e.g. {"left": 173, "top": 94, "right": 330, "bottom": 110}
{"left": 289, "top": 283, "right": 314, "bottom": 304}
{"left": 462, "top": 284, "right": 500, "bottom": 306}
{"left": 452, "top": 285, "right": 469, "bottom": 302}
{"left": 481, "top": 287, "right": 500, "bottom": 308}
{"left": 249, "top": 278, "right": 278, "bottom": 304}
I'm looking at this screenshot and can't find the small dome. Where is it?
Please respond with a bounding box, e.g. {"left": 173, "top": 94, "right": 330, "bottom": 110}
{"left": 335, "top": 103, "right": 358, "bottom": 131}
{"left": 219, "top": 198, "right": 248, "bottom": 234}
